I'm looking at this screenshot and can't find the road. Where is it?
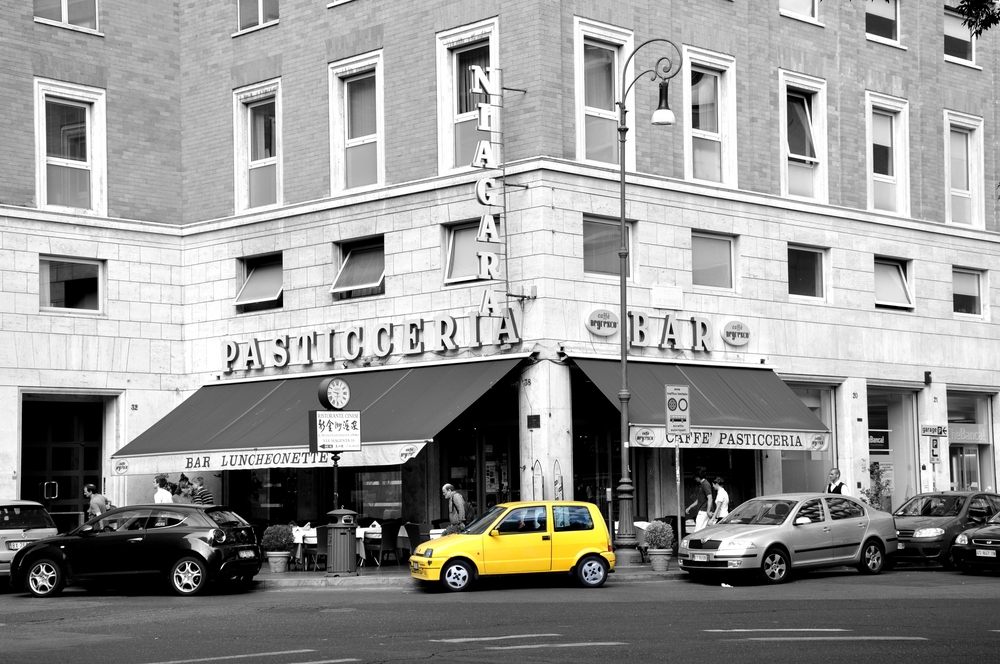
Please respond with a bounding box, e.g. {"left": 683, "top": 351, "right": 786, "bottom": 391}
{"left": 2, "top": 566, "right": 999, "bottom": 663}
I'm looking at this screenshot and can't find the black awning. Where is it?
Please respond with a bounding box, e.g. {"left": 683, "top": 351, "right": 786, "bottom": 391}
{"left": 574, "top": 358, "right": 827, "bottom": 432}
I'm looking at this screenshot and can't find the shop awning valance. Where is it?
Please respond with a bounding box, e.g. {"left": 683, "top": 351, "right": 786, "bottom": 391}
{"left": 573, "top": 358, "right": 830, "bottom": 451}
{"left": 111, "top": 357, "right": 523, "bottom": 475}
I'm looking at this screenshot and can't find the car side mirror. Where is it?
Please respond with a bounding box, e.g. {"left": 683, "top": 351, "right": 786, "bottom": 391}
{"left": 490, "top": 529, "right": 499, "bottom": 537}
{"left": 79, "top": 524, "right": 96, "bottom": 535}
{"left": 794, "top": 516, "right": 811, "bottom": 526}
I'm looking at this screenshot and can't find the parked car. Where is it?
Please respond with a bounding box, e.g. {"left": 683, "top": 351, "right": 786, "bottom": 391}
{"left": 951, "top": 511, "right": 1000, "bottom": 573}
{"left": 9, "top": 504, "right": 261, "bottom": 597}
{"left": 409, "top": 500, "right": 615, "bottom": 591}
{"left": 678, "top": 493, "right": 898, "bottom": 584}
{"left": 892, "top": 491, "right": 1000, "bottom": 568}
{"left": 1, "top": 500, "right": 59, "bottom": 579}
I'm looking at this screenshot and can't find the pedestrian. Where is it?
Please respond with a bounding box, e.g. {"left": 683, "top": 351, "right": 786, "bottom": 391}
{"left": 153, "top": 476, "right": 172, "bottom": 503}
{"left": 442, "top": 483, "right": 466, "bottom": 533}
{"left": 826, "top": 468, "right": 848, "bottom": 495}
{"left": 710, "top": 477, "right": 729, "bottom": 525}
{"left": 83, "top": 483, "right": 109, "bottom": 520}
{"left": 191, "top": 476, "right": 214, "bottom": 505}
{"left": 685, "top": 466, "right": 714, "bottom": 532}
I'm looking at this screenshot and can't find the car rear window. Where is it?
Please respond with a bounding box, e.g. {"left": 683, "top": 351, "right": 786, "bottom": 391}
{"left": 0, "top": 505, "right": 56, "bottom": 530}
{"left": 553, "top": 505, "right": 594, "bottom": 531}
{"left": 206, "top": 510, "right": 250, "bottom": 527}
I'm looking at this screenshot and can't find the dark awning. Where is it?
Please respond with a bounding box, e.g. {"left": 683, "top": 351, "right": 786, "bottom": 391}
{"left": 111, "top": 357, "right": 523, "bottom": 475}
{"left": 574, "top": 358, "right": 829, "bottom": 450}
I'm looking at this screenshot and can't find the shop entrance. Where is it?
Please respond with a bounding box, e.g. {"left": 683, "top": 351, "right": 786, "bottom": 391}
{"left": 867, "top": 388, "right": 918, "bottom": 511}
{"left": 950, "top": 446, "right": 980, "bottom": 491}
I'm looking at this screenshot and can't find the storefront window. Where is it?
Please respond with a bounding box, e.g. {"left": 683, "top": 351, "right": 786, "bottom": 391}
{"left": 867, "top": 389, "right": 917, "bottom": 511}
{"left": 355, "top": 471, "right": 402, "bottom": 520}
{"left": 948, "top": 392, "right": 995, "bottom": 491}
{"left": 781, "top": 386, "right": 835, "bottom": 492}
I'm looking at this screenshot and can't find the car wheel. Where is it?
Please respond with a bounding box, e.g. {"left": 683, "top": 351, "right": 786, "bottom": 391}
{"left": 857, "top": 539, "right": 885, "bottom": 574}
{"left": 26, "top": 559, "right": 65, "bottom": 598}
{"left": 576, "top": 555, "right": 609, "bottom": 588}
{"left": 760, "top": 547, "right": 790, "bottom": 584}
{"left": 440, "top": 559, "right": 473, "bottom": 592}
{"left": 170, "top": 557, "right": 208, "bottom": 596}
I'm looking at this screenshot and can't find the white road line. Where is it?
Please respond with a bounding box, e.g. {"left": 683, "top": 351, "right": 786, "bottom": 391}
{"left": 740, "top": 637, "right": 927, "bottom": 642}
{"left": 705, "top": 629, "right": 850, "bottom": 633}
{"left": 485, "top": 642, "right": 626, "bottom": 651}
{"left": 287, "top": 660, "right": 360, "bottom": 664}
{"left": 144, "top": 650, "right": 316, "bottom": 664}
{"left": 430, "top": 634, "right": 561, "bottom": 643}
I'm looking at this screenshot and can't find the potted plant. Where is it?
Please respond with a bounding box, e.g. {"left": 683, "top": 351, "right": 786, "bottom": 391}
{"left": 643, "top": 520, "right": 675, "bottom": 572}
{"left": 261, "top": 524, "right": 295, "bottom": 573}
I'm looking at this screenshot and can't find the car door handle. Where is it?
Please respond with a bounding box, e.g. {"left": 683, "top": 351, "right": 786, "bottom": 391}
{"left": 858, "top": 523, "right": 867, "bottom": 528}
{"left": 128, "top": 538, "right": 143, "bottom": 542}
{"left": 542, "top": 535, "right": 550, "bottom": 541}
{"left": 822, "top": 527, "right": 831, "bottom": 532}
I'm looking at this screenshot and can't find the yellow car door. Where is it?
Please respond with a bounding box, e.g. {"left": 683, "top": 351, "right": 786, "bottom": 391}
{"left": 550, "top": 504, "right": 602, "bottom": 571}
{"left": 482, "top": 506, "right": 552, "bottom": 574}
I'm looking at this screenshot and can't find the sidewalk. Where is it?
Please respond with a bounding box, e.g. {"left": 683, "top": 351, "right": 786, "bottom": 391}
{"left": 252, "top": 561, "right": 685, "bottom": 589}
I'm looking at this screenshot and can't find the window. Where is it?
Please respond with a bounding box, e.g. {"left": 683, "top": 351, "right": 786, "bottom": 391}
{"left": 574, "top": 18, "right": 633, "bottom": 167}
{"left": 866, "top": 92, "right": 909, "bottom": 215}
{"left": 34, "top": 79, "right": 106, "bottom": 214}
{"left": 495, "top": 506, "right": 546, "bottom": 534}
{"left": 330, "top": 51, "right": 383, "bottom": 193}
{"left": 692, "top": 233, "right": 733, "bottom": 289}
{"left": 953, "top": 268, "right": 982, "bottom": 316}
{"left": 238, "top": 0, "right": 278, "bottom": 32}
{"left": 944, "top": 8, "right": 974, "bottom": 63}
{"left": 39, "top": 256, "right": 102, "bottom": 313}
{"left": 683, "top": 47, "right": 737, "bottom": 186}
{"left": 234, "top": 80, "right": 281, "bottom": 212}
{"left": 874, "top": 257, "right": 913, "bottom": 309}
{"left": 553, "top": 505, "right": 594, "bottom": 532}
{"left": 446, "top": 222, "right": 498, "bottom": 283}
{"left": 944, "top": 111, "right": 983, "bottom": 226}
{"left": 866, "top": 0, "right": 898, "bottom": 42}
{"left": 780, "top": 0, "right": 817, "bottom": 20}
{"left": 331, "top": 238, "right": 385, "bottom": 299}
{"left": 148, "top": 510, "right": 187, "bottom": 529}
{"left": 780, "top": 71, "right": 827, "bottom": 201}
{"left": 795, "top": 498, "right": 825, "bottom": 523}
{"left": 787, "top": 246, "right": 824, "bottom": 298}
{"left": 584, "top": 217, "right": 630, "bottom": 277}
{"left": 436, "top": 18, "right": 498, "bottom": 173}
{"left": 827, "top": 497, "right": 864, "bottom": 520}
{"left": 235, "top": 253, "right": 283, "bottom": 312}
{"left": 34, "top": 0, "right": 98, "bottom": 31}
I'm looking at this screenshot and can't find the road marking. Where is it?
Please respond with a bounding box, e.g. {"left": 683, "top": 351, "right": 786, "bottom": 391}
{"left": 485, "top": 642, "right": 626, "bottom": 650}
{"left": 287, "top": 660, "right": 359, "bottom": 664}
{"left": 705, "top": 629, "right": 850, "bottom": 633}
{"left": 431, "top": 634, "right": 561, "bottom": 643}
{"left": 145, "top": 651, "right": 316, "bottom": 664}
{"left": 739, "top": 637, "right": 927, "bottom": 642}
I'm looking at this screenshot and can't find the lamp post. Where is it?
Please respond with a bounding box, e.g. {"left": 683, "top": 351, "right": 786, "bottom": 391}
{"left": 614, "top": 39, "right": 682, "bottom": 560}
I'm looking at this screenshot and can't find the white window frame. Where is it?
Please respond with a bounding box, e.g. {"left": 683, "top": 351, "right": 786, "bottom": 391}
{"left": 329, "top": 51, "right": 384, "bottom": 194}
{"left": 953, "top": 267, "right": 985, "bottom": 319}
{"left": 787, "top": 244, "right": 828, "bottom": 301}
{"left": 34, "top": 78, "right": 107, "bottom": 215}
{"left": 944, "top": 7, "right": 976, "bottom": 66}
{"left": 39, "top": 255, "right": 104, "bottom": 315}
{"left": 682, "top": 46, "right": 737, "bottom": 187}
{"left": 435, "top": 17, "right": 499, "bottom": 175}
{"left": 33, "top": 0, "right": 101, "bottom": 35}
{"left": 233, "top": 79, "right": 282, "bottom": 213}
{"left": 865, "top": 0, "right": 900, "bottom": 46}
{"left": 779, "top": 0, "right": 820, "bottom": 23}
{"left": 873, "top": 257, "right": 914, "bottom": 309}
{"left": 944, "top": 110, "right": 984, "bottom": 228}
{"left": 779, "top": 70, "right": 827, "bottom": 203}
{"left": 691, "top": 232, "right": 736, "bottom": 292}
{"left": 331, "top": 239, "right": 386, "bottom": 297}
{"left": 235, "top": 0, "right": 279, "bottom": 35}
{"left": 865, "top": 91, "right": 909, "bottom": 216}
{"left": 574, "top": 17, "right": 634, "bottom": 170}
{"left": 583, "top": 217, "right": 633, "bottom": 279}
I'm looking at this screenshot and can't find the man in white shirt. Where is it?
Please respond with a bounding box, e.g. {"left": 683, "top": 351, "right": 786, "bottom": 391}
{"left": 153, "top": 476, "right": 172, "bottom": 503}
{"left": 826, "top": 468, "right": 849, "bottom": 495}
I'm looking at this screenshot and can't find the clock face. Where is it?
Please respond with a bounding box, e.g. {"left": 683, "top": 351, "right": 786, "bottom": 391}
{"left": 326, "top": 378, "right": 351, "bottom": 409}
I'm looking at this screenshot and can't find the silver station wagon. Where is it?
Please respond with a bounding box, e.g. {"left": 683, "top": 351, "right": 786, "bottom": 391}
{"left": 678, "top": 493, "right": 899, "bottom": 584}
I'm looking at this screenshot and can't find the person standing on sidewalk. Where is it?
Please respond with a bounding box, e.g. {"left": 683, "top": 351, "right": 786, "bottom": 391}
{"left": 685, "top": 467, "right": 714, "bottom": 532}
{"left": 442, "top": 484, "right": 466, "bottom": 533}
{"left": 84, "top": 484, "right": 109, "bottom": 520}
{"left": 710, "top": 477, "right": 729, "bottom": 525}
{"left": 191, "top": 476, "right": 214, "bottom": 505}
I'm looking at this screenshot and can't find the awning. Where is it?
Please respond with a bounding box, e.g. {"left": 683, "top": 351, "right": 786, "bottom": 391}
{"left": 111, "top": 357, "right": 523, "bottom": 475}
{"left": 573, "top": 358, "right": 830, "bottom": 451}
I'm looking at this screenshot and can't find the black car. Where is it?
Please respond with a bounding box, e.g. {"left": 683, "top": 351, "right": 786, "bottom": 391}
{"left": 952, "top": 513, "right": 1000, "bottom": 572}
{"left": 8, "top": 504, "right": 261, "bottom": 597}
{"left": 892, "top": 491, "right": 1000, "bottom": 568}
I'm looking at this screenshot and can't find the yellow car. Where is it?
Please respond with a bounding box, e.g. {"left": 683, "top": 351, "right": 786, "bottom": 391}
{"left": 409, "top": 501, "right": 615, "bottom": 591}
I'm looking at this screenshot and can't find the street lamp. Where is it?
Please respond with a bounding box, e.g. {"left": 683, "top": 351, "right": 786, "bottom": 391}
{"left": 614, "top": 39, "right": 682, "bottom": 561}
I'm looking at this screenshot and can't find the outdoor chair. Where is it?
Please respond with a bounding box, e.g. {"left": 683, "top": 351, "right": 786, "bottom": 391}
{"left": 304, "top": 525, "right": 328, "bottom": 571}
{"left": 364, "top": 519, "right": 403, "bottom": 566}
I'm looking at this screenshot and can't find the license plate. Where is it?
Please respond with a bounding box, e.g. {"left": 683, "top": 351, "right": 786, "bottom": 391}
{"left": 976, "top": 549, "right": 996, "bottom": 558}
{"left": 412, "top": 561, "right": 419, "bottom": 571}
{"left": 898, "top": 543, "right": 905, "bottom": 550}
{"left": 238, "top": 550, "right": 255, "bottom": 559}
{"left": 7, "top": 541, "right": 28, "bottom": 551}
{"left": 694, "top": 553, "right": 708, "bottom": 562}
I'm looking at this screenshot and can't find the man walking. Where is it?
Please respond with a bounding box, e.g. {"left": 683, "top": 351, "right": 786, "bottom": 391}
{"left": 442, "top": 484, "right": 466, "bottom": 532}
{"left": 84, "top": 484, "right": 109, "bottom": 520}
{"left": 685, "top": 467, "right": 714, "bottom": 533}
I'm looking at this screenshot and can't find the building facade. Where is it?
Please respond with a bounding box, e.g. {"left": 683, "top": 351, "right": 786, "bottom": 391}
{"left": 1, "top": 0, "right": 998, "bottom": 534}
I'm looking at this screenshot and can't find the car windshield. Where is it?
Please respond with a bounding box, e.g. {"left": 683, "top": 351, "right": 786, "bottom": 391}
{"left": 463, "top": 505, "right": 508, "bottom": 535}
{"left": 206, "top": 510, "right": 250, "bottom": 527}
{"left": 721, "top": 499, "right": 797, "bottom": 526}
{"left": 0, "top": 505, "right": 56, "bottom": 530}
{"left": 894, "top": 495, "right": 965, "bottom": 517}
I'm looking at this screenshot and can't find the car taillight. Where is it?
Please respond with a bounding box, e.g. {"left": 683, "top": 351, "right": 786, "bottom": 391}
{"left": 210, "top": 528, "right": 227, "bottom": 544}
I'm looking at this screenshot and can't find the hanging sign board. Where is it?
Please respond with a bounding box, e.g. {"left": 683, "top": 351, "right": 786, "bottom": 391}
{"left": 309, "top": 410, "right": 362, "bottom": 453}
{"left": 665, "top": 385, "right": 690, "bottom": 435}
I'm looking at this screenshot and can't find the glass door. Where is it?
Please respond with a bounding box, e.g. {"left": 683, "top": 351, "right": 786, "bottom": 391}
{"left": 950, "top": 446, "right": 980, "bottom": 491}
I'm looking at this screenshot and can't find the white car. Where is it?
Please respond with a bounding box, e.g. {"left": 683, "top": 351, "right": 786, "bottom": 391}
{"left": 1, "top": 500, "right": 58, "bottom": 578}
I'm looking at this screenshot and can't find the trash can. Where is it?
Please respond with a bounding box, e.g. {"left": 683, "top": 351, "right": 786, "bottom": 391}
{"left": 326, "top": 508, "right": 358, "bottom": 576}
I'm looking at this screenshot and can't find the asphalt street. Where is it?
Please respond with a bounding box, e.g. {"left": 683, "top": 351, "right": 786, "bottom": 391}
{"left": 2, "top": 566, "right": 998, "bottom": 664}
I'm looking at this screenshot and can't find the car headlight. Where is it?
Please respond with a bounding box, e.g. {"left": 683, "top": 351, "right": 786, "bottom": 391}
{"left": 422, "top": 549, "right": 432, "bottom": 558}
{"left": 718, "top": 540, "right": 757, "bottom": 551}
{"left": 912, "top": 528, "right": 945, "bottom": 538}
{"left": 680, "top": 538, "right": 690, "bottom": 549}
{"left": 955, "top": 534, "right": 969, "bottom": 545}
